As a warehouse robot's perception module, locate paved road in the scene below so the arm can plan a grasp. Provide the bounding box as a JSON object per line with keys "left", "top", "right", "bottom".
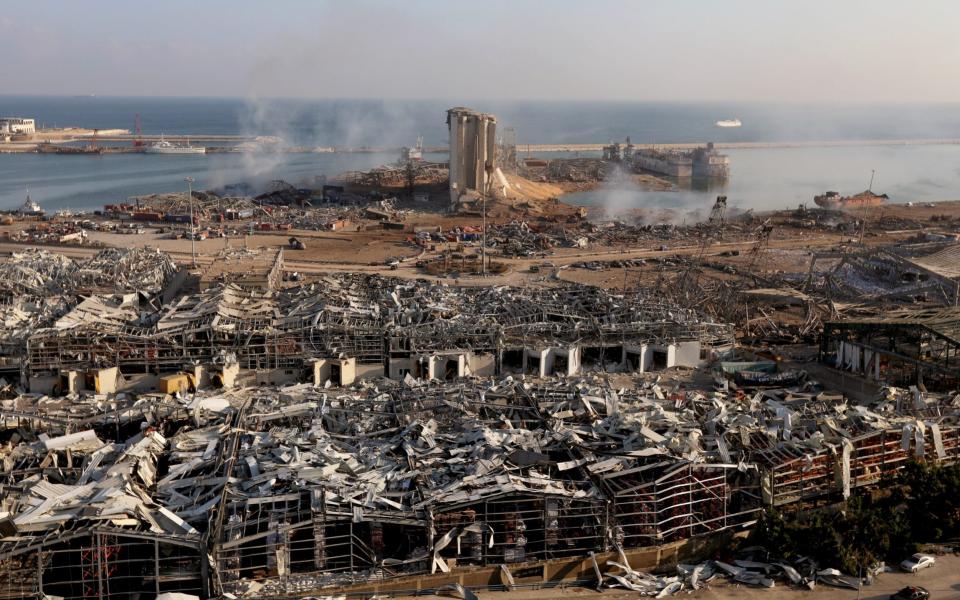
{"left": 398, "top": 555, "right": 959, "bottom": 600}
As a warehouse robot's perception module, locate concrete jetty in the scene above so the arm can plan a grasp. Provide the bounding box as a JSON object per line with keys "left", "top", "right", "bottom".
{"left": 8, "top": 134, "right": 960, "bottom": 155}
{"left": 518, "top": 138, "right": 960, "bottom": 153}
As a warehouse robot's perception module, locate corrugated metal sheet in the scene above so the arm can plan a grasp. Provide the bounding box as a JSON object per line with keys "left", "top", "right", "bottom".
{"left": 911, "top": 244, "right": 960, "bottom": 279}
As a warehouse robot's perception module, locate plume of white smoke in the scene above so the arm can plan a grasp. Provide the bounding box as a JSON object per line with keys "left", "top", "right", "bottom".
{"left": 589, "top": 163, "right": 712, "bottom": 225}
{"left": 235, "top": 96, "right": 295, "bottom": 189}
{"left": 206, "top": 98, "right": 434, "bottom": 193}
{"left": 596, "top": 164, "right": 643, "bottom": 217}
{"left": 326, "top": 100, "right": 426, "bottom": 150}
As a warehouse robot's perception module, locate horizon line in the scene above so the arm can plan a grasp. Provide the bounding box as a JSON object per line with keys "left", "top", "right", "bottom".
{"left": 2, "top": 94, "right": 960, "bottom": 107}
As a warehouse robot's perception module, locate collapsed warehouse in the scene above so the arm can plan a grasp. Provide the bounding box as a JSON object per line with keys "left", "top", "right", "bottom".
{"left": 0, "top": 241, "right": 959, "bottom": 598}
{"left": 0, "top": 248, "right": 181, "bottom": 385}
{"left": 1, "top": 375, "right": 958, "bottom": 599}
{"left": 11, "top": 263, "right": 734, "bottom": 393}
{"left": 821, "top": 307, "right": 960, "bottom": 391}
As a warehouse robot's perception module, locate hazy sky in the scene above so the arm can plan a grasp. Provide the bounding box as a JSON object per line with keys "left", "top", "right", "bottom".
{"left": 3, "top": 0, "right": 959, "bottom": 102}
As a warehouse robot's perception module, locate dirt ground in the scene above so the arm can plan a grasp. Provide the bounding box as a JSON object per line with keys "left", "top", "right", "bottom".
{"left": 77, "top": 227, "right": 419, "bottom": 265}
{"left": 0, "top": 213, "right": 937, "bottom": 289}
{"left": 399, "top": 555, "right": 960, "bottom": 600}
{"left": 1, "top": 198, "right": 958, "bottom": 289}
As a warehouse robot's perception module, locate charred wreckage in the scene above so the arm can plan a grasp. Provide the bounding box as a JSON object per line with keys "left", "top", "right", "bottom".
{"left": 0, "top": 248, "right": 957, "bottom": 599}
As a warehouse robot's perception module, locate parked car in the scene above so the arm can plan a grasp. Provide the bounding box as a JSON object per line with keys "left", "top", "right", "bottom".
{"left": 890, "top": 586, "right": 929, "bottom": 600}
{"left": 900, "top": 554, "right": 935, "bottom": 573}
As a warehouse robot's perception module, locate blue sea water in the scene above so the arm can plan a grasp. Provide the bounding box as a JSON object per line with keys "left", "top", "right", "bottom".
{"left": 2, "top": 96, "right": 960, "bottom": 211}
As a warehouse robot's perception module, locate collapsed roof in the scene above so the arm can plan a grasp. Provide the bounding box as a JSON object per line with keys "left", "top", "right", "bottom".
{"left": 0, "top": 376, "right": 956, "bottom": 598}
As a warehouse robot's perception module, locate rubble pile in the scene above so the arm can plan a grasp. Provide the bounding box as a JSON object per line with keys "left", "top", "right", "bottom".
{"left": 0, "top": 377, "right": 956, "bottom": 598}
{"left": 603, "top": 553, "right": 873, "bottom": 594}
{"left": 486, "top": 220, "right": 556, "bottom": 256}
{"left": 0, "top": 249, "right": 77, "bottom": 297}
{"left": 0, "top": 248, "right": 181, "bottom": 381}
{"left": 126, "top": 190, "right": 240, "bottom": 217}
{"left": 7, "top": 220, "right": 99, "bottom": 246}
{"left": 0, "top": 296, "right": 72, "bottom": 358}
{"left": 22, "top": 273, "right": 734, "bottom": 380}
{"left": 805, "top": 245, "right": 960, "bottom": 307}
{"left": 545, "top": 158, "right": 608, "bottom": 182}
{"left": 0, "top": 247, "right": 177, "bottom": 298}
{"left": 73, "top": 247, "right": 178, "bottom": 295}
{"left": 287, "top": 205, "right": 360, "bottom": 230}
{"left": 484, "top": 219, "right": 757, "bottom": 258}
{"left": 343, "top": 162, "right": 448, "bottom": 189}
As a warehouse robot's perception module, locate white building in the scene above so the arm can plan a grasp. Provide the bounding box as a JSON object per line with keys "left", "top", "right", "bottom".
{"left": 0, "top": 118, "right": 36, "bottom": 135}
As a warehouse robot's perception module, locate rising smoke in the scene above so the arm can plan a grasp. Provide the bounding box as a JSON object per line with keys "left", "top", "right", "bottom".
{"left": 595, "top": 164, "right": 643, "bottom": 217}
{"left": 590, "top": 163, "right": 706, "bottom": 226}
{"left": 206, "top": 98, "right": 439, "bottom": 194}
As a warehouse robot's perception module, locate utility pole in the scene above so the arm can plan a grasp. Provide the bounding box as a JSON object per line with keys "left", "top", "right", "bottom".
{"left": 481, "top": 193, "right": 487, "bottom": 276}
{"left": 857, "top": 563, "right": 862, "bottom": 600}
{"left": 483, "top": 162, "right": 495, "bottom": 277}
{"left": 185, "top": 176, "right": 196, "bottom": 268}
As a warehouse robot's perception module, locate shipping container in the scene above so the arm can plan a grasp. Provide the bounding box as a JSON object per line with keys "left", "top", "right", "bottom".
{"left": 159, "top": 373, "right": 192, "bottom": 394}
{"left": 225, "top": 209, "right": 254, "bottom": 220}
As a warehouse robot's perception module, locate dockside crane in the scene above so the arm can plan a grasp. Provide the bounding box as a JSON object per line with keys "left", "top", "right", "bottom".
{"left": 748, "top": 220, "right": 775, "bottom": 270}
{"left": 707, "top": 195, "right": 727, "bottom": 231}
{"left": 678, "top": 195, "right": 728, "bottom": 298}
{"left": 133, "top": 113, "right": 144, "bottom": 149}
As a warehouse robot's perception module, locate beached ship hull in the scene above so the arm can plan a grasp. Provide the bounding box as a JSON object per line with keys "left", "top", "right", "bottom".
{"left": 814, "top": 190, "right": 888, "bottom": 209}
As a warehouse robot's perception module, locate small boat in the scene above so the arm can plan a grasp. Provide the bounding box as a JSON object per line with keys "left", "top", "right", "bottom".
{"left": 144, "top": 135, "right": 206, "bottom": 155}
{"left": 715, "top": 119, "right": 742, "bottom": 128}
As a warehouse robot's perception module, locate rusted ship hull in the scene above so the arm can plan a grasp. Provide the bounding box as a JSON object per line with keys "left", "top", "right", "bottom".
{"left": 814, "top": 190, "right": 888, "bottom": 209}
{"left": 36, "top": 143, "right": 104, "bottom": 155}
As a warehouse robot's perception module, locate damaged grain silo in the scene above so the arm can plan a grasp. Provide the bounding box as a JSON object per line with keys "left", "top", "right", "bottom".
{"left": 447, "top": 107, "right": 498, "bottom": 208}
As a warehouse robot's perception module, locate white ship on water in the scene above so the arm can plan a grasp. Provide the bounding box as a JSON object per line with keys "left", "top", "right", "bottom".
{"left": 715, "top": 118, "right": 742, "bottom": 128}
{"left": 18, "top": 189, "right": 44, "bottom": 216}
{"left": 144, "top": 135, "right": 206, "bottom": 155}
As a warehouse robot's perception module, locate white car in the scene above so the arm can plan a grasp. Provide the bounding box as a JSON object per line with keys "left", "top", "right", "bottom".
{"left": 900, "top": 554, "right": 935, "bottom": 573}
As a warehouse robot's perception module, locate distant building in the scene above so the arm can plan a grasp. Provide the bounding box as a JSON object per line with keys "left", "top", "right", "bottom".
{"left": 0, "top": 118, "right": 36, "bottom": 135}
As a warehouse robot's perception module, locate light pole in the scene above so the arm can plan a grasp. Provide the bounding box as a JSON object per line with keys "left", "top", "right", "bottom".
{"left": 482, "top": 162, "right": 495, "bottom": 277}
{"left": 185, "top": 176, "right": 196, "bottom": 268}
{"left": 857, "top": 563, "right": 862, "bottom": 600}
{"left": 481, "top": 193, "right": 486, "bottom": 276}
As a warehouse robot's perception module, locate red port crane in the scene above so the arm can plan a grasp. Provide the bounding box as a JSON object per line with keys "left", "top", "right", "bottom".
{"left": 133, "top": 113, "right": 144, "bottom": 148}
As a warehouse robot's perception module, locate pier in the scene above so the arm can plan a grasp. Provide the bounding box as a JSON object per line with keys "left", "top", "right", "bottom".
{"left": 85, "top": 135, "right": 960, "bottom": 152}
{"left": 67, "top": 135, "right": 960, "bottom": 153}
{"left": 79, "top": 133, "right": 268, "bottom": 143}
{"left": 519, "top": 138, "right": 960, "bottom": 153}
{"left": 6, "top": 132, "right": 960, "bottom": 155}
